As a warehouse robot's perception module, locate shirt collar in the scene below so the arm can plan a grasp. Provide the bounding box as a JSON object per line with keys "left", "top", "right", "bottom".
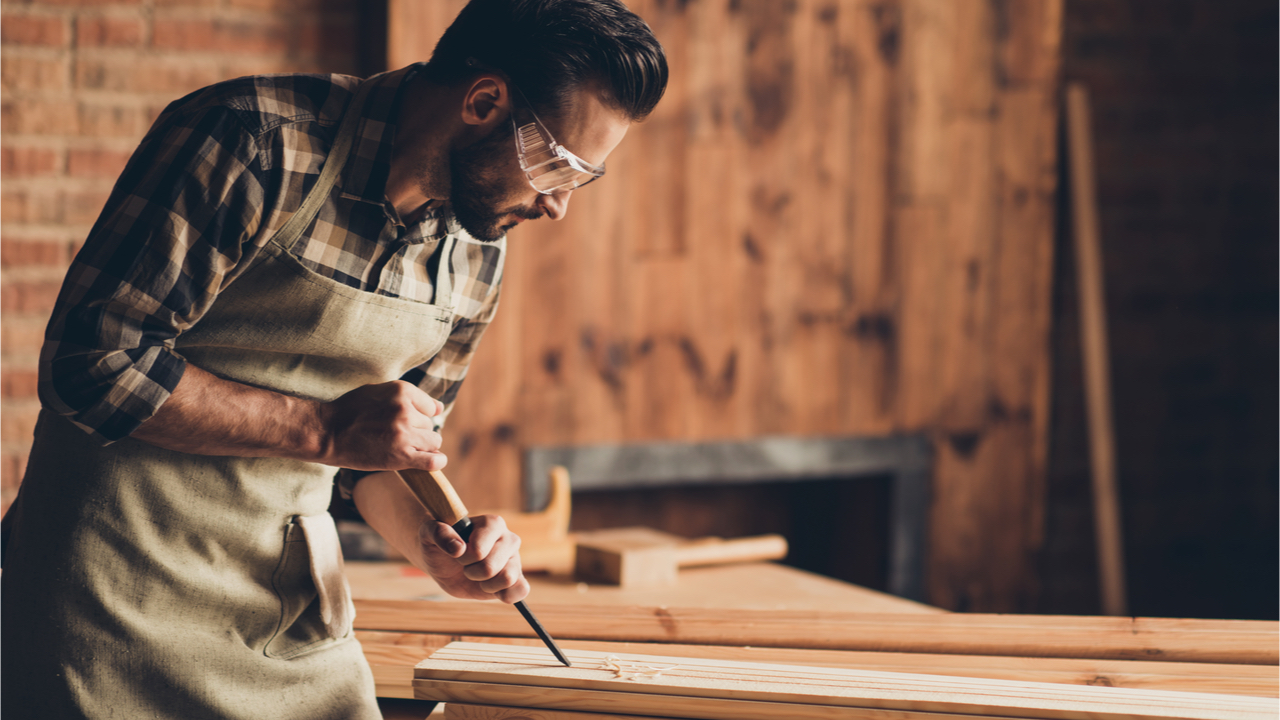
{"left": 337, "top": 63, "right": 423, "bottom": 208}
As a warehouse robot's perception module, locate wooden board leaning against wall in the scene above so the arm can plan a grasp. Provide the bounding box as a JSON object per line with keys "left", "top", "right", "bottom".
{"left": 388, "top": 0, "right": 1063, "bottom": 612}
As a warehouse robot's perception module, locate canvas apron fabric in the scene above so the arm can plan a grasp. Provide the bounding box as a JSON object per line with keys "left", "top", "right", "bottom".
{"left": 1, "top": 79, "right": 457, "bottom": 719}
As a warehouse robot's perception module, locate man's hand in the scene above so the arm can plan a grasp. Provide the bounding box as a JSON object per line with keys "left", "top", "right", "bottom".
{"left": 415, "top": 514, "right": 530, "bottom": 603}
{"left": 350, "top": 472, "right": 531, "bottom": 605}
{"left": 318, "top": 380, "right": 448, "bottom": 472}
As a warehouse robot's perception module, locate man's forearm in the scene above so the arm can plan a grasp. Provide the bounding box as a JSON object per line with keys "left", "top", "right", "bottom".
{"left": 351, "top": 470, "right": 431, "bottom": 558}
{"left": 132, "top": 364, "right": 327, "bottom": 460}
{"left": 130, "top": 364, "right": 448, "bottom": 472}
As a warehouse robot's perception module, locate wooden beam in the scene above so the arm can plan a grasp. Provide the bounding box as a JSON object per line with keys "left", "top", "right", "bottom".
{"left": 424, "top": 680, "right": 880, "bottom": 720}
{"left": 573, "top": 527, "right": 789, "bottom": 587}
{"left": 353, "top": 602, "right": 1280, "bottom": 664}
{"left": 358, "top": 631, "right": 1280, "bottom": 699}
{"left": 445, "top": 704, "right": 650, "bottom": 720}
{"left": 413, "top": 642, "right": 1277, "bottom": 720}
{"left": 1066, "top": 81, "right": 1128, "bottom": 617}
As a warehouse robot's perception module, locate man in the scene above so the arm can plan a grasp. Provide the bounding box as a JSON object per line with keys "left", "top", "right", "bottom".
{"left": 1, "top": 0, "right": 667, "bottom": 717}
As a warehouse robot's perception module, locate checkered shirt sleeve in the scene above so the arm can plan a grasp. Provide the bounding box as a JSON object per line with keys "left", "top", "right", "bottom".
{"left": 39, "top": 71, "right": 506, "bottom": 455}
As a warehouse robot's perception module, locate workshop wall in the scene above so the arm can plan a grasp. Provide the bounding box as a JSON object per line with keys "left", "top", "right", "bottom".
{"left": 0, "top": 0, "right": 368, "bottom": 511}
{"left": 1041, "top": 0, "right": 1278, "bottom": 620}
{"left": 390, "top": 0, "right": 1065, "bottom": 613}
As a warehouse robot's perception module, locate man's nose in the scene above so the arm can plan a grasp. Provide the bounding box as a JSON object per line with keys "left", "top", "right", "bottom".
{"left": 536, "top": 190, "right": 572, "bottom": 221}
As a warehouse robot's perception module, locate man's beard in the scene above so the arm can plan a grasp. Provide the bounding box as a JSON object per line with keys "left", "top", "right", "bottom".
{"left": 446, "top": 123, "right": 542, "bottom": 242}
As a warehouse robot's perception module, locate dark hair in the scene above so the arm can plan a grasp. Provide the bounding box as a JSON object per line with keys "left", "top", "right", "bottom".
{"left": 423, "top": 0, "right": 668, "bottom": 122}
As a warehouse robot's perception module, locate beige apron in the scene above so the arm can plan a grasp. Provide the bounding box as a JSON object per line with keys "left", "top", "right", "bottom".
{"left": 2, "top": 79, "right": 456, "bottom": 719}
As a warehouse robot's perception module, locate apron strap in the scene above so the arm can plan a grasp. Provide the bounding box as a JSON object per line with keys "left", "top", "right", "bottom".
{"left": 266, "top": 76, "right": 457, "bottom": 315}
{"left": 272, "top": 79, "right": 375, "bottom": 252}
{"left": 433, "top": 234, "right": 456, "bottom": 311}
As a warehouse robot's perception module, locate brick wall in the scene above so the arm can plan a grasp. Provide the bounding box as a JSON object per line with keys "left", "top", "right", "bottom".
{"left": 1042, "top": 0, "right": 1278, "bottom": 619}
{"left": 1, "top": 0, "right": 368, "bottom": 513}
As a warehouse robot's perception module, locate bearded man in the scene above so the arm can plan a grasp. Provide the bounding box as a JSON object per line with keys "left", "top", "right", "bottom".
{"left": 1, "top": 1, "right": 667, "bottom": 717}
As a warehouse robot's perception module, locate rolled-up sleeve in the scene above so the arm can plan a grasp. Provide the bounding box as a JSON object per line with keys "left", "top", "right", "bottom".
{"left": 38, "top": 104, "right": 268, "bottom": 444}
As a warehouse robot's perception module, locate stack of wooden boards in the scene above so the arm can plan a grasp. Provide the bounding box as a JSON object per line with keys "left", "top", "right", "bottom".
{"left": 354, "top": 600, "right": 1279, "bottom": 719}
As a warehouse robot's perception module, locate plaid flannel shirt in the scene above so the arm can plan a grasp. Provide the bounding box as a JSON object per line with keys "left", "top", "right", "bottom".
{"left": 38, "top": 66, "right": 505, "bottom": 500}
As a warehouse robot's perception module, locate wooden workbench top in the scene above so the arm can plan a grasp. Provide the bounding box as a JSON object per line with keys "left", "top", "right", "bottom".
{"left": 345, "top": 560, "right": 944, "bottom": 614}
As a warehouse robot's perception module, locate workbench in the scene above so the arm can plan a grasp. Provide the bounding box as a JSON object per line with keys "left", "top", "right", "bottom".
{"left": 347, "top": 559, "right": 941, "bottom": 718}
{"left": 346, "top": 560, "right": 1278, "bottom": 720}
{"left": 346, "top": 560, "right": 942, "bottom": 614}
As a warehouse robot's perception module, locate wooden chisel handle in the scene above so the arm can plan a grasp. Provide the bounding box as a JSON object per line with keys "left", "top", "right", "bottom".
{"left": 396, "top": 468, "right": 469, "bottom": 526}
{"left": 675, "top": 534, "right": 789, "bottom": 568}
{"left": 394, "top": 467, "right": 574, "bottom": 666}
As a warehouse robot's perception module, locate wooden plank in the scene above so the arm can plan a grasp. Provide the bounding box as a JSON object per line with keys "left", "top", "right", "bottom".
{"left": 445, "top": 703, "right": 656, "bottom": 720}
{"left": 423, "top": 678, "right": 1036, "bottom": 720}
{"left": 1066, "top": 81, "right": 1127, "bottom": 617}
{"left": 358, "top": 631, "right": 1280, "bottom": 698}
{"left": 413, "top": 642, "right": 1277, "bottom": 720}
{"left": 353, "top": 602, "right": 1280, "bottom": 665}
{"left": 572, "top": 527, "right": 789, "bottom": 587}
{"left": 348, "top": 561, "right": 944, "bottom": 614}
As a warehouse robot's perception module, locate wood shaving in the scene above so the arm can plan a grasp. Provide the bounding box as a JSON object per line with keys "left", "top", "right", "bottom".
{"left": 601, "top": 654, "right": 681, "bottom": 682}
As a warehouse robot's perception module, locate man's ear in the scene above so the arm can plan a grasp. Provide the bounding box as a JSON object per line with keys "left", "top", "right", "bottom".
{"left": 461, "top": 75, "right": 510, "bottom": 128}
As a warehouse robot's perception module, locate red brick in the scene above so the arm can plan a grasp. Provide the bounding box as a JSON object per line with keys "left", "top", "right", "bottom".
{"left": 1, "top": 13, "right": 69, "bottom": 46}
{"left": 153, "top": 17, "right": 289, "bottom": 55}
{"left": 293, "top": 18, "right": 357, "bottom": 58}
{"left": 2, "top": 451, "right": 30, "bottom": 511}
{"left": 74, "top": 57, "right": 221, "bottom": 94}
{"left": 1, "top": 319, "right": 49, "bottom": 360}
{"left": 0, "top": 403, "right": 40, "bottom": 444}
{"left": 76, "top": 15, "right": 144, "bottom": 47}
{"left": 1, "top": 190, "right": 31, "bottom": 224}
{"left": 221, "top": 58, "right": 312, "bottom": 80}
{"left": 0, "top": 239, "right": 71, "bottom": 268}
{"left": 66, "top": 147, "right": 130, "bottom": 178}
{"left": 30, "top": 0, "right": 141, "bottom": 6}
{"left": 77, "top": 101, "right": 149, "bottom": 138}
{"left": 5, "top": 188, "right": 65, "bottom": 225}
{"left": 1, "top": 56, "right": 69, "bottom": 92}
{"left": 62, "top": 189, "right": 112, "bottom": 225}
{"left": 2, "top": 99, "right": 80, "bottom": 135}
{"left": 0, "top": 146, "right": 60, "bottom": 176}
{"left": 227, "top": 0, "right": 342, "bottom": 11}
{"left": 1, "top": 369, "right": 39, "bottom": 399}
{"left": 0, "top": 280, "right": 63, "bottom": 314}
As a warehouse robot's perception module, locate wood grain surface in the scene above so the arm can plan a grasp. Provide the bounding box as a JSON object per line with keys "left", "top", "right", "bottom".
{"left": 445, "top": 705, "right": 658, "bottom": 720}
{"left": 385, "top": 0, "right": 1066, "bottom": 613}
{"left": 353, "top": 601, "right": 1280, "bottom": 664}
{"left": 358, "top": 631, "right": 1279, "bottom": 699}
{"left": 412, "top": 642, "right": 1277, "bottom": 720}
{"left": 347, "top": 560, "right": 943, "bottom": 613}
{"left": 1065, "top": 81, "right": 1128, "bottom": 618}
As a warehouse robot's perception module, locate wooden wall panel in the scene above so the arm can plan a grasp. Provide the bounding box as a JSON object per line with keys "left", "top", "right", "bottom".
{"left": 387, "top": 0, "right": 1063, "bottom": 612}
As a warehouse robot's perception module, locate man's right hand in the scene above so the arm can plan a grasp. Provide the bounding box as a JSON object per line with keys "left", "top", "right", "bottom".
{"left": 318, "top": 380, "right": 448, "bottom": 472}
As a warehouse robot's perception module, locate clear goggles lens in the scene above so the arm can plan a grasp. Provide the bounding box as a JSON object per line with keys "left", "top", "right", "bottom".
{"left": 514, "top": 115, "right": 604, "bottom": 194}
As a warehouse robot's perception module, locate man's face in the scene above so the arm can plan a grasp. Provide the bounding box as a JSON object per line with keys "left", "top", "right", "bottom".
{"left": 447, "top": 86, "right": 630, "bottom": 242}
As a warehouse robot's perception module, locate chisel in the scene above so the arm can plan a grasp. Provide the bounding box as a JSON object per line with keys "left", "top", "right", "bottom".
{"left": 395, "top": 468, "right": 572, "bottom": 667}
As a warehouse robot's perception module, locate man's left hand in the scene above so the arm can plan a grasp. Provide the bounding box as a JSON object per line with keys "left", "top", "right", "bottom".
{"left": 415, "top": 514, "right": 530, "bottom": 603}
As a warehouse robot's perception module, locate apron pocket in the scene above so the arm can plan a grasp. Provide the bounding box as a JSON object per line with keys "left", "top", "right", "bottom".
{"left": 264, "top": 513, "right": 354, "bottom": 659}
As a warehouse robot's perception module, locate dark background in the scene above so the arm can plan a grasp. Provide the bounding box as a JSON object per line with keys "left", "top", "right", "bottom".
{"left": 1040, "top": 0, "right": 1278, "bottom": 619}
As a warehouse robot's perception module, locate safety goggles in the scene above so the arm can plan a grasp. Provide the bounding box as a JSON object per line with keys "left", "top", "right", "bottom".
{"left": 510, "top": 89, "right": 605, "bottom": 194}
